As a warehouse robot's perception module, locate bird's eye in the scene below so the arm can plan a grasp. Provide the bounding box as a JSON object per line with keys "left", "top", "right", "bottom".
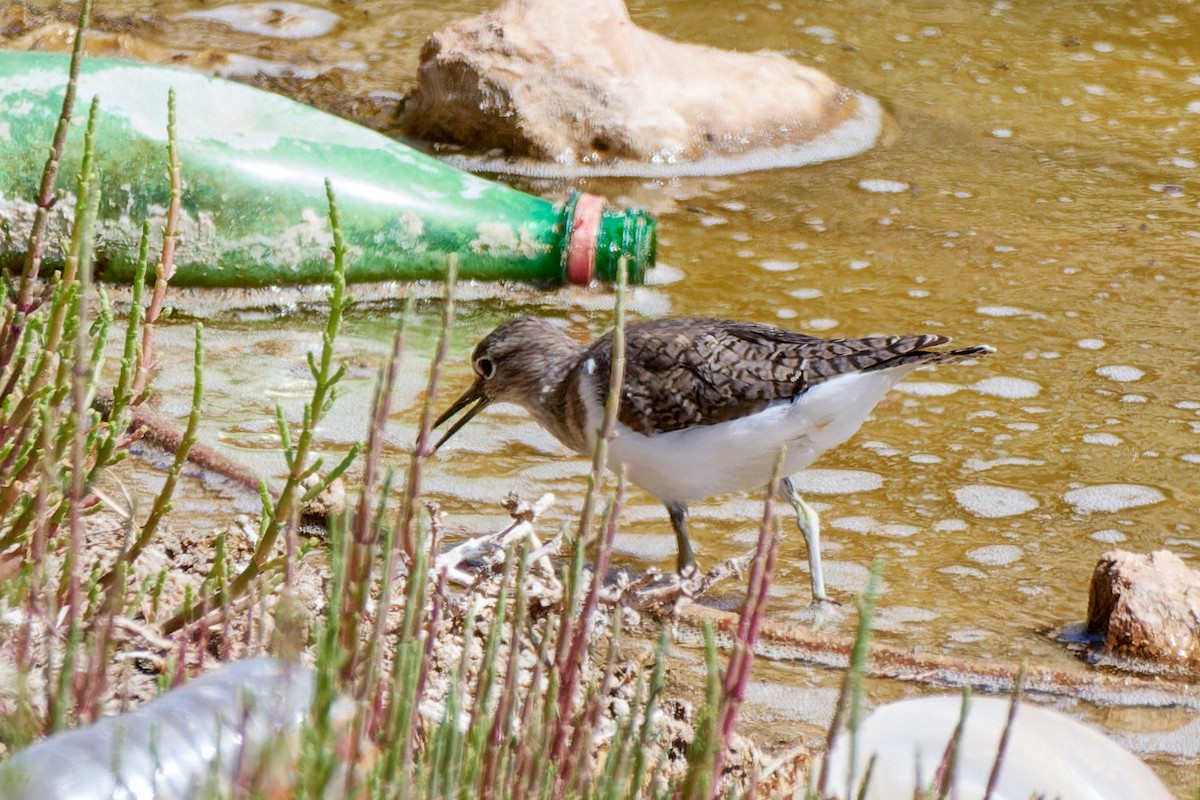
{"left": 474, "top": 356, "right": 495, "bottom": 379}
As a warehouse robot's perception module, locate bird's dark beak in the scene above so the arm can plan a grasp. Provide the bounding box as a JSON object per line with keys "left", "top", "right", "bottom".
{"left": 433, "top": 380, "right": 490, "bottom": 451}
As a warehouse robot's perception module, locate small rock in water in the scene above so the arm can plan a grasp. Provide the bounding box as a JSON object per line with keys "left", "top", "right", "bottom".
{"left": 1087, "top": 549, "right": 1200, "bottom": 671}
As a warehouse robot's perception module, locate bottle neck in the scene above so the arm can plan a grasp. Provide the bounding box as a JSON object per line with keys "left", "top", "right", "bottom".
{"left": 560, "top": 192, "right": 657, "bottom": 285}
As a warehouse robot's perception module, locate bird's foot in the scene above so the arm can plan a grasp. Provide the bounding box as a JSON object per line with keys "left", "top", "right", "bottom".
{"left": 796, "top": 595, "right": 845, "bottom": 627}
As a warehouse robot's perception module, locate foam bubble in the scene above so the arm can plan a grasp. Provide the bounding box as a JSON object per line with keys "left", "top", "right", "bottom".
{"left": 1083, "top": 432, "right": 1123, "bottom": 446}
{"left": 880, "top": 523, "right": 921, "bottom": 538}
{"left": 1090, "top": 529, "right": 1127, "bottom": 543}
{"left": 830, "top": 516, "right": 918, "bottom": 537}
{"left": 970, "top": 377, "right": 1042, "bottom": 399}
{"left": 791, "top": 469, "right": 883, "bottom": 495}
{"left": 894, "top": 381, "right": 961, "bottom": 397}
{"left": 177, "top": 2, "right": 341, "bottom": 39}
{"left": 760, "top": 259, "right": 799, "bottom": 272}
{"left": 966, "top": 544, "right": 1022, "bottom": 565}
{"left": 953, "top": 485, "right": 1040, "bottom": 517}
{"left": 975, "top": 305, "right": 1039, "bottom": 317}
{"left": 829, "top": 515, "right": 876, "bottom": 533}
{"left": 613, "top": 532, "right": 677, "bottom": 560}
{"left": 964, "top": 456, "right": 1045, "bottom": 472}
{"left": 934, "top": 519, "right": 968, "bottom": 532}
{"left": 1096, "top": 365, "right": 1145, "bottom": 382}
{"left": 1064, "top": 484, "right": 1165, "bottom": 513}
{"left": 857, "top": 179, "right": 911, "bottom": 193}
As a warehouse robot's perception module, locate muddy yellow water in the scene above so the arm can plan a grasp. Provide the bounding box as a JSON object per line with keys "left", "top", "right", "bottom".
{"left": 23, "top": 0, "right": 1199, "bottom": 792}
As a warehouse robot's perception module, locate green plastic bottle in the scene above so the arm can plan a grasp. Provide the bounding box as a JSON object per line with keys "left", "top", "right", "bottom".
{"left": 0, "top": 52, "right": 656, "bottom": 288}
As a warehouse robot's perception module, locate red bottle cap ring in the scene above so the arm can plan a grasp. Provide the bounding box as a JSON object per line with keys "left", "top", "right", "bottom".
{"left": 566, "top": 193, "right": 607, "bottom": 286}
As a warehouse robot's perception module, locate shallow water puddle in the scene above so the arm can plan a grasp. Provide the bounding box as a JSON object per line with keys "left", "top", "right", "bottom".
{"left": 44, "top": 0, "right": 1200, "bottom": 792}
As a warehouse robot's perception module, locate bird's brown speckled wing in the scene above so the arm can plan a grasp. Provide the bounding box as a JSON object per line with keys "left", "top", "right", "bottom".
{"left": 583, "top": 318, "right": 986, "bottom": 435}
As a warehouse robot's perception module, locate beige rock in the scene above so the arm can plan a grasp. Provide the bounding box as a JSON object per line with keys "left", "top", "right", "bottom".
{"left": 1086, "top": 549, "right": 1200, "bottom": 670}
{"left": 397, "top": 0, "right": 881, "bottom": 175}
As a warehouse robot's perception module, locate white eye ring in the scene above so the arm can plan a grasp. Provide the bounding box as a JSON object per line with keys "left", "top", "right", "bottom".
{"left": 474, "top": 356, "right": 496, "bottom": 379}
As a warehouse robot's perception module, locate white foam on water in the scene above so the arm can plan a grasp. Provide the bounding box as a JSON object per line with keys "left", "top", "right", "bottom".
{"left": 423, "top": 474, "right": 534, "bottom": 504}
{"left": 176, "top": 1, "right": 342, "bottom": 39}
{"left": 909, "top": 453, "right": 943, "bottom": 464}
{"left": 1183, "top": 454, "right": 1200, "bottom": 464}
{"left": 742, "top": 684, "right": 839, "bottom": 725}
{"left": 966, "top": 544, "right": 1023, "bottom": 565}
{"left": 970, "top": 377, "right": 1042, "bottom": 398}
{"left": 975, "top": 305, "right": 1041, "bottom": 318}
{"left": 830, "top": 516, "right": 919, "bottom": 537}
{"left": 1083, "top": 432, "right": 1123, "bottom": 446}
{"left": 1076, "top": 338, "right": 1106, "bottom": 350}
{"left": 858, "top": 178, "right": 911, "bottom": 193}
{"left": 880, "top": 523, "right": 921, "bottom": 538}
{"left": 934, "top": 519, "right": 968, "bottom": 532}
{"left": 1064, "top": 484, "right": 1166, "bottom": 513}
{"left": 964, "top": 456, "right": 1045, "bottom": 472}
{"left": 1090, "top": 529, "right": 1127, "bottom": 543}
{"left": 523, "top": 460, "right": 590, "bottom": 481}
{"left": 872, "top": 605, "right": 940, "bottom": 632}
{"left": 791, "top": 468, "right": 883, "bottom": 495}
{"left": 760, "top": 259, "right": 799, "bottom": 272}
{"left": 859, "top": 440, "right": 902, "bottom": 457}
{"left": 787, "top": 288, "right": 824, "bottom": 300}
{"left": 953, "top": 484, "right": 1040, "bottom": 517}
{"left": 613, "top": 532, "right": 677, "bottom": 561}
{"left": 946, "top": 626, "right": 990, "bottom": 642}
{"left": 830, "top": 515, "right": 877, "bottom": 534}
{"left": 1096, "top": 365, "right": 1145, "bottom": 382}
{"left": 894, "top": 381, "right": 961, "bottom": 397}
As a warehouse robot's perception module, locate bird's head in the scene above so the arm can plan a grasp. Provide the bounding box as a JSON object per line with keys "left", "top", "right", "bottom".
{"left": 433, "top": 317, "right": 578, "bottom": 450}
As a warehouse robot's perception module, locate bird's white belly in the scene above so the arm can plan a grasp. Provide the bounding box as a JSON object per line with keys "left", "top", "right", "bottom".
{"left": 601, "top": 369, "right": 913, "bottom": 504}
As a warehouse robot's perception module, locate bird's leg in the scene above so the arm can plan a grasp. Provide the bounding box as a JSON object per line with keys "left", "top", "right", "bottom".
{"left": 666, "top": 502, "right": 699, "bottom": 578}
{"left": 781, "top": 477, "right": 831, "bottom": 604}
